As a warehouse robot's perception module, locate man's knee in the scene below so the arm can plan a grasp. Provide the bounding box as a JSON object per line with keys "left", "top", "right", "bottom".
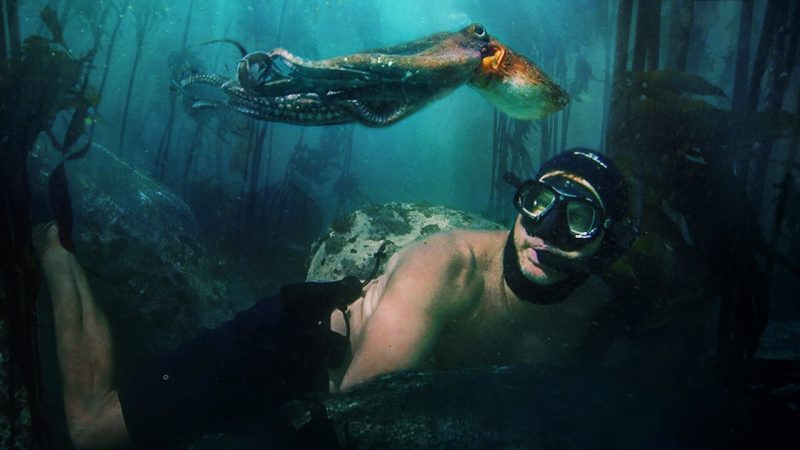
{"left": 65, "top": 391, "right": 131, "bottom": 450}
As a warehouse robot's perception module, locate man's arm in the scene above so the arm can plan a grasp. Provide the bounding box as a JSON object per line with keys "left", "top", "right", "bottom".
{"left": 35, "top": 223, "right": 132, "bottom": 449}
{"left": 336, "top": 233, "right": 482, "bottom": 392}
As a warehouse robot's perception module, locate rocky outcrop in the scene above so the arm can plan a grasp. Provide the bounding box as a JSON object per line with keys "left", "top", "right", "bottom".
{"left": 306, "top": 202, "right": 504, "bottom": 281}
{"left": 28, "top": 144, "right": 236, "bottom": 377}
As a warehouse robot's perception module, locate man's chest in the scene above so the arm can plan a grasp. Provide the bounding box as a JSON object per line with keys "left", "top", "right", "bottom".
{"left": 433, "top": 290, "right": 611, "bottom": 368}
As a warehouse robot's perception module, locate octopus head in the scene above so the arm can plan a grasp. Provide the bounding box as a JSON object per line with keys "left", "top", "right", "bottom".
{"left": 469, "top": 36, "right": 570, "bottom": 120}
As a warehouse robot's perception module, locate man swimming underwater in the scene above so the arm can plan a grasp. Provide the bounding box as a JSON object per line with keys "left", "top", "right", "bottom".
{"left": 36, "top": 149, "right": 636, "bottom": 448}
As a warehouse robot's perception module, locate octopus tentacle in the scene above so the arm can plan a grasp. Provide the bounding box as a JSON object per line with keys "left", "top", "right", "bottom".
{"left": 344, "top": 100, "right": 411, "bottom": 127}
{"left": 224, "top": 87, "right": 353, "bottom": 125}
{"left": 179, "top": 73, "right": 229, "bottom": 89}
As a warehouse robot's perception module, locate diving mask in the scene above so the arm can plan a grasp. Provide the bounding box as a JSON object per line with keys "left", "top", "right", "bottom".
{"left": 513, "top": 176, "right": 611, "bottom": 251}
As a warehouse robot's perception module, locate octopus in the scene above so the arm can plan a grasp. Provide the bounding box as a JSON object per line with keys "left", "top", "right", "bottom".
{"left": 179, "top": 24, "right": 570, "bottom": 127}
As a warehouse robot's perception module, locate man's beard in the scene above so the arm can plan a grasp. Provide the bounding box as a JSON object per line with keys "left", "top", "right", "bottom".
{"left": 502, "top": 230, "right": 588, "bottom": 305}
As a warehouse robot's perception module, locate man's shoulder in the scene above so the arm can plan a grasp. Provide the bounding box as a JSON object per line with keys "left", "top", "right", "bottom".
{"left": 417, "top": 228, "right": 506, "bottom": 250}
{"left": 423, "top": 229, "right": 506, "bottom": 264}
{"left": 407, "top": 230, "right": 495, "bottom": 268}
{"left": 407, "top": 229, "right": 504, "bottom": 295}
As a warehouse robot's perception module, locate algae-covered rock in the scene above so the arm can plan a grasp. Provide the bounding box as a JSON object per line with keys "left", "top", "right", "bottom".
{"left": 29, "top": 144, "right": 235, "bottom": 377}
{"left": 306, "top": 202, "right": 504, "bottom": 281}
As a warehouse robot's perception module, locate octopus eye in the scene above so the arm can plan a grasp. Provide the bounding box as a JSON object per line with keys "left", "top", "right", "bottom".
{"left": 473, "top": 25, "right": 486, "bottom": 38}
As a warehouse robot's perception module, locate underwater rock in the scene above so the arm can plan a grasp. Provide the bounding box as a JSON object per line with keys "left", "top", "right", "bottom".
{"left": 308, "top": 361, "right": 799, "bottom": 449}
{"left": 306, "top": 202, "right": 504, "bottom": 281}
{"left": 315, "top": 365, "right": 722, "bottom": 449}
{"left": 28, "top": 144, "right": 235, "bottom": 377}
{"left": 756, "top": 321, "right": 800, "bottom": 360}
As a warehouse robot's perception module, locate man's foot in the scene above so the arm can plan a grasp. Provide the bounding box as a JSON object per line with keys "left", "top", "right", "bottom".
{"left": 32, "top": 221, "right": 64, "bottom": 258}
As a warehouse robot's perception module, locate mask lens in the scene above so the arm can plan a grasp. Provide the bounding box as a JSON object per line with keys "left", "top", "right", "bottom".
{"left": 522, "top": 185, "right": 556, "bottom": 218}
{"left": 566, "top": 201, "right": 596, "bottom": 235}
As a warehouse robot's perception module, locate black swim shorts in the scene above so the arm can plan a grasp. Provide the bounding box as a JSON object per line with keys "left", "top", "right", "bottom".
{"left": 117, "top": 293, "right": 342, "bottom": 448}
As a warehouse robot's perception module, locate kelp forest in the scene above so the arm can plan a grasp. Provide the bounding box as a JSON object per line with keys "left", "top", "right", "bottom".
{"left": 2, "top": 0, "right": 800, "bottom": 448}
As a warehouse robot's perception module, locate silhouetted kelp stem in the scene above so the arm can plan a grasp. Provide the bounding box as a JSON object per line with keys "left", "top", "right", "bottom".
{"left": 731, "top": 0, "right": 754, "bottom": 112}
{"left": 258, "top": 125, "right": 275, "bottom": 221}
{"left": 487, "top": 109, "right": 500, "bottom": 218}
{"left": 599, "top": 0, "right": 614, "bottom": 149}
{"left": 247, "top": 124, "right": 269, "bottom": 222}
{"left": 154, "top": 0, "right": 194, "bottom": 180}
{"left": 0, "top": 1, "right": 59, "bottom": 445}
{"left": 154, "top": 86, "right": 178, "bottom": 180}
{"left": 486, "top": 111, "right": 535, "bottom": 224}
{"left": 606, "top": 0, "right": 632, "bottom": 151}
{"left": 214, "top": 119, "right": 227, "bottom": 184}
{"left": 211, "top": 21, "right": 234, "bottom": 70}
{"left": 96, "top": 0, "right": 130, "bottom": 110}
{"left": 746, "top": 0, "right": 781, "bottom": 113}
{"left": 241, "top": 122, "right": 268, "bottom": 223}
{"left": 757, "top": 2, "right": 800, "bottom": 287}
{"left": 57, "top": 0, "right": 73, "bottom": 27}
{"left": 182, "top": 120, "right": 206, "bottom": 190}
{"left": 260, "top": 129, "right": 331, "bottom": 245}
{"left": 343, "top": 126, "right": 354, "bottom": 175}
{"left": 547, "top": 51, "right": 565, "bottom": 158}
{"left": 632, "top": 0, "right": 661, "bottom": 73}
{"left": 237, "top": 121, "right": 256, "bottom": 208}
{"left": 273, "top": 131, "right": 307, "bottom": 237}
{"left": 332, "top": 125, "right": 356, "bottom": 218}
{"left": 770, "top": 172, "right": 794, "bottom": 260}
{"left": 0, "top": 6, "right": 6, "bottom": 64}
{"left": 555, "top": 50, "right": 568, "bottom": 154}
{"left": 559, "top": 58, "right": 572, "bottom": 153}
{"left": 631, "top": 0, "right": 648, "bottom": 73}
{"left": 646, "top": 0, "right": 661, "bottom": 72}
{"left": 277, "top": 0, "right": 290, "bottom": 47}
{"left": 560, "top": 104, "right": 572, "bottom": 154}
{"left": 666, "top": 0, "right": 693, "bottom": 72}
{"left": 487, "top": 110, "right": 509, "bottom": 221}
{"left": 539, "top": 108, "right": 550, "bottom": 161}
{"left": 539, "top": 46, "right": 560, "bottom": 161}
{"left": 117, "top": 4, "right": 164, "bottom": 155}
{"left": 751, "top": 1, "right": 798, "bottom": 207}
{"left": 5, "top": 0, "right": 20, "bottom": 63}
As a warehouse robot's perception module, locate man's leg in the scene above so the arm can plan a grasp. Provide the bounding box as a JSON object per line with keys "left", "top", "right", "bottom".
{"left": 35, "top": 223, "right": 132, "bottom": 449}
{"left": 36, "top": 222, "right": 355, "bottom": 448}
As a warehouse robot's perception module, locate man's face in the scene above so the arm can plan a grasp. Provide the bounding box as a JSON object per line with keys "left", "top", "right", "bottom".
{"left": 512, "top": 173, "right": 605, "bottom": 285}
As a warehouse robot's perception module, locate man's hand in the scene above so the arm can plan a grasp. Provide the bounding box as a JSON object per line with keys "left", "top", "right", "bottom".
{"left": 279, "top": 277, "right": 363, "bottom": 370}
